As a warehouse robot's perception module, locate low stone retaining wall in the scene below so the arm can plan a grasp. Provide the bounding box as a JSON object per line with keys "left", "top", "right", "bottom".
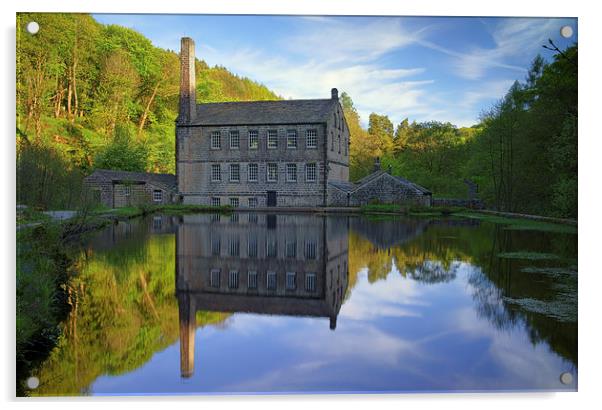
{"left": 432, "top": 198, "right": 484, "bottom": 209}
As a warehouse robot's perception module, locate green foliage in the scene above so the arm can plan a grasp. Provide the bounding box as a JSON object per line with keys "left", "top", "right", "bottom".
{"left": 94, "top": 124, "right": 148, "bottom": 172}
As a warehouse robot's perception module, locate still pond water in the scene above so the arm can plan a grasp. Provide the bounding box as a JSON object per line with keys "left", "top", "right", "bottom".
{"left": 32, "top": 213, "right": 577, "bottom": 395}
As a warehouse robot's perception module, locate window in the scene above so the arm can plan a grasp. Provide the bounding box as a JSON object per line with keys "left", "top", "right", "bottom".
{"left": 248, "top": 236, "right": 258, "bottom": 258}
{"left": 249, "top": 213, "right": 258, "bottom": 224}
{"left": 153, "top": 190, "right": 162, "bottom": 202}
{"left": 248, "top": 197, "right": 258, "bottom": 208}
{"left": 248, "top": 130, "right": 259, "bottom": 149}
{"left": 153, "top": 216, "right": 162, "bottom": 230}
{"left": 210, "top": 269, "right": 220, "bottom": 288}
{"left": 210, "top": 213, "right": 221, "bottom": 222}
{"left": 286, "top": 272, "right": 296, "bottom": 290}
{"left": 287, "top": 130, "right": 297, "bottom": 149}
{"left": 229, "top": 235, "right": 240, "bottom": 256}
{"left": 331, "top": 131, "right": 334, "bottom": 151}
{"left": 230, "top": 164, "right": 240, "bottom": 182}
{"left": 306, "top": 129, "right": 317, "bottom": 148}
{"left": 229, "top": 130, "right": 240, "bottom": 149}
{"left": 286, "top": 163, "right": 297, "bottom": 182}
{"left": 228, "top": 270, "right": 239, "bottom": 289}
{"left": 286, "top": 240, "right": 296, "bottom": 258}
{"left": 248, "top": 271, "right": 258, "bottom": 289}
{"left": 248, "top": 163, "right": 258, "bottom": 182}
{"left": 211, "top": 131, "right": 221, "bottom": 149}
{"left": 230, "top": 197, "right": 239, "bottom": 208}
{"left": 124, "top": 185, "right": 131, "bottom": 196}
{"left": 211, "top": 164, "right": 221, "bottom": 182}
{"left": 267, "top": 130, "right": 278, "bottom": 149}
{"left": 306, "top": 163, "right": 317, "bottom": 182}
{"left": 266, "top": 272, "right": 277, "bottom": 290}
{"left": 211, "top": 197, "right": 221, "bottom": 207}
{"left": 305, "top": 240, "right": 317, "bottom": 259}
{"left": 267, "top": 238, "right": 277, "bottom": 257}
{"left": 305, "top": 273, "right": 317, "bottom": 292}
{"left": 338, "top": 134, "right": 341, "bottom": 154}
{"left": 211, "top": 236, "right": 220, "bottom": 255}
{"left": 230, "top": 213, "right": 239, "bottom": 223}
{"left": 267, "top": 163, "right": 278, "bottom": 182}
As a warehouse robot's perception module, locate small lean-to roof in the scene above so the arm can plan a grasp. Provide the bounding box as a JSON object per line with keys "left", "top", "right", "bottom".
{"left": 353, "top": 171, "right": 432, "bottom": 195}
{"left": 328, "top": 180, "right": 356, "bottom": 193}
{"left": 185, "top": 98, "right": 338, "bottom": 126}
{"left": 87, "top": 169, "right": 177, "bottom": 191}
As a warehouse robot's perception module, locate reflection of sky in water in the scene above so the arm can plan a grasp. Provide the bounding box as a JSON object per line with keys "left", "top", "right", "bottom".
{"left": 91, "top": 262, "right": 576, "bottom": 394}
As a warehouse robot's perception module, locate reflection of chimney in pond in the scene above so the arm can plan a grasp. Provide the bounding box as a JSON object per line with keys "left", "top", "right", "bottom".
{"left": 176, "top": 213, "right": 349, "bottom": 378}
{"left": 178, "top": 293, "right": 196, "bottom": 378}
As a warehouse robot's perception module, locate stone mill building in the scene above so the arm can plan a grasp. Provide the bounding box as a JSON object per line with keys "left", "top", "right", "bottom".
{"left": 176, "top": 37, "right": 351, "bottom": 208}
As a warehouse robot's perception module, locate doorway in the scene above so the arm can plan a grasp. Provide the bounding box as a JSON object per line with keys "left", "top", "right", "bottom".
{"left": 267, "top": 191, "right": 277, "bottom": 207}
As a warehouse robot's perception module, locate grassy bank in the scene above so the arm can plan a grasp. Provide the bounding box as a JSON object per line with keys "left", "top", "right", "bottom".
{"left": 16, "top": 222, "right": 75, "bottom": 395}
{"left": 94, "top": 204, "right": 233, "bottom": 219}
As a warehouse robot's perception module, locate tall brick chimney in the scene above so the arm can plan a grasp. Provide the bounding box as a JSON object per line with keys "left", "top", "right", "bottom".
{"left": 179, "top": 37, "right": 196, "bottom": 123}
{"left": 331, "top": 87, "right": 338, "bottom": 100}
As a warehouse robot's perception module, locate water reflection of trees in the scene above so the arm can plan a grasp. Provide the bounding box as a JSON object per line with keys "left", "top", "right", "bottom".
{"left": 348, "top": 217, "right": 577, "bottom": 367}
{"left": 32, "top": 217, "right": 229, "bottom": 396}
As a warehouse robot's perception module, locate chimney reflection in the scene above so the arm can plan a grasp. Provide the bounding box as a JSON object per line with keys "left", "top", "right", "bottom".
{"left": 175, "top": 213, "right": 349, "bottom": 378}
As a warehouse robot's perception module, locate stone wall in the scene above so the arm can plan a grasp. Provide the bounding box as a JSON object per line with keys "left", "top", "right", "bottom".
{"left": 349, "top": 173, "right": 431, "bottom": 207}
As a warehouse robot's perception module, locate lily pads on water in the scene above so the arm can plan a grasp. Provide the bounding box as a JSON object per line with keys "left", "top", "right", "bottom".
{"left": 497, "top": 252, "right": 561, "bottom": 261}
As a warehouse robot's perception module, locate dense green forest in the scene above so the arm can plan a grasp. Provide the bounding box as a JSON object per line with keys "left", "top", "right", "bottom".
{"left": 16, "top": 13, "right": 577, "bottom": 218}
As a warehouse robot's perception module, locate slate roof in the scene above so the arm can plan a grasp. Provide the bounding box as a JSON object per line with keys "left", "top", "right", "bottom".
{"left": 185, "top": 99, "right": 338, "bottom": 126}
{"left": 88, "top": 169, "right": 177, "bottom": 191}
{"left": 332, "top": 171, "right": 431, "bottom": 195}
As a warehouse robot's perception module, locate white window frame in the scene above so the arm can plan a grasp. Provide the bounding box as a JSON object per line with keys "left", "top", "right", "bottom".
{"left": 211, "top": 131, "right": 221, "bottom": 150}
{"left": 211, "top": 164, "right": 221, "bottom": 182}
{"left": 287, "top": 129, "right": 297, "bottom": 149}
{"left": 210, "top": 269, "right": 220, "bottom": 288}
{"left": 229, "top": 164, "right": 240, "bottom": 182}
{"left": 305, "top": 273, "right": 317, "bottom": 292}
{"left": 248, "top": 130, "right": 259, "bottom": 149}
{"left": 211, "top": 197, "right": 221, "bottom": 207}
{"left": 286, "top": 272, "right": 296, "bottom": 290}
{"left": 286, "top": 163, "right": 297, "bottom": 182}
{"left": 228, "top": 270, "right": 239, "bottom": 289}
{"left": 248, "top": 163, "right": 258, "bottom": 182}
{"left": 248, "top": 271, "right": 258, "bottom": 289}
{"left": 266, "top": 271, "right": 277, "bottom": 290}
{"left": 267, "top": 130, "right": 278, "bottom": 149}
{"left": 229, "top": 197, "right": 239, "bottom": 208}
{"left": 306, "top": 163, "right": 317, "bottom": 182}
{"left": 229, "top": 130, "right": 240, "bottom": 150}
{"left": 124, "top": 185, "right": 131, "bottom": 196}
{"left": 248, "top": 197, "right": 258, "bottom": 208}
{"left": 153, "top": 190, "right": 163, "bottom": 202}
{"left": 267, "top": 163, "right": 278, "bottom": 182}
{"left": 306, "top": 129, "right": 317, "bottom": 149}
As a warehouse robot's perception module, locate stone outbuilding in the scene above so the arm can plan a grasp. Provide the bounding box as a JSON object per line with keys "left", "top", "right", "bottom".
{"left": 84, "top": 169, "right": 177, "bottom": 208}
{"left": 327, "top": 158, "right": 432, "bottom": 207}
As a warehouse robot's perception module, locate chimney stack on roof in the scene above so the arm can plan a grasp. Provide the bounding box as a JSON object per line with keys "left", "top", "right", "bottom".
{"left": 331, "top": 88, "right": 339, "bottom": 100}
{"left": 179, "top": 37, "right": 196, "bottom": 124}
{"left": 373, "top": 157, "right": 381, "bottom": 172}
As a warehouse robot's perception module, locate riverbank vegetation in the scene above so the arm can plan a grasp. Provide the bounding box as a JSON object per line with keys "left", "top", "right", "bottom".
{"left": 17, "top": 13, "right": 576, "bottom": 220}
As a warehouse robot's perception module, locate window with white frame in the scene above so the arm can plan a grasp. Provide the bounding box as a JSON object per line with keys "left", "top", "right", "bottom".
{"left": 248, "top": 130, "right": 259, "bottom": 149}
{"left": 153, "top": 190, "right": 162, "bottom": 202}
{"left": 266, "top": 238, "right": 277, "bottom": 257}
{"left": 229, "top": 235, "right": 240, "bottom": 256}
{"left": 248, "top": 235, "right": 258, "bottom": 258}
{"left": 286, "top": 272, "right": 296, "bottom": 290}
{"left": 306, "top": 163, "right": 317, "bottom": 182}
{"left": 230, "top": 164, "right": 240, "bottom": 182}
{"left": 286, "top": 240, "right": 296, "bottom": 258}
{"left": 211, "top": 197, "right": 220, "bottom": 207}
{"left": 228, "top": 270, "right": 239, "bottom": 289}
{"left": 266, "top": 271, "right": 277, "bottom": 290}
{"left": 267, "top": 130, "right": 278, "bottom": 149}
{"left": 211, "top": 236, "right": 220, "bottom": 255}
{"left": 211, "top": 164, "right": 221, "bottom": 182}
{"left": 267, "top": 163, "right": 278, "bottom": 182}
{"left": 248, "top": 271, "right": 258, "bottom": 289}
{"left": 305, "top": 273, "right": 316, "bottom": 292}
{"left": 124, "top": 185, "right": 131, "bottom": 196}
{"left": 229, "top": 197, "right": 239, "bottom": 208}
{"left": 305, "top": 240, "right": 317, "bottom": 259}
{"left": 211, "top": 131, "right": 221, "bottom": 149}
{"left": 229, "top": 130, "right": 240, "bottom": 149}
{"left": 210, "top": 269, "right": 220, "bottom": 288}
{"left": 286, "top": 163, "right": 297, "bottom": 182}
{"left": 248, "top": 197, "right": 258, "bottom": 208}
{"left": 287, "top": 129, "right": 297, "bottom": 149}
{"left": 306, "top": 129, "right": 317, "bottom": 148}
{"left": 248, "top": 163, "right": 258, "bottom": 182}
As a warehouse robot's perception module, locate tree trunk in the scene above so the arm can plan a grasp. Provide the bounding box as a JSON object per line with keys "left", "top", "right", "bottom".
{"left": 138, "top": 84, "right": 159, "bottom": 136}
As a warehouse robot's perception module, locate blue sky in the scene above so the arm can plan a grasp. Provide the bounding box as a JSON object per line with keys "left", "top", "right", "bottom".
{"left": 93, "top": 14, "right": 577, "bottom": 127}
